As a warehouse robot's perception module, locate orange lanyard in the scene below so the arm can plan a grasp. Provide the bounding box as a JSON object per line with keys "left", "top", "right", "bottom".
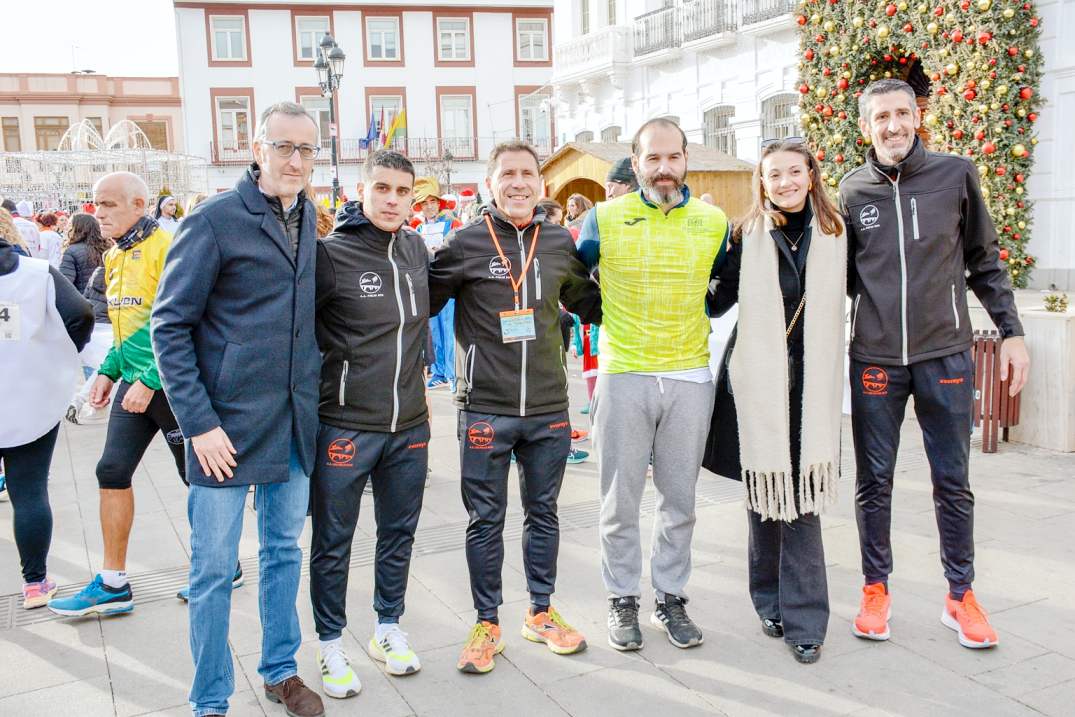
{"left": 484, "top": 214, "right": 540, "bottom": 310}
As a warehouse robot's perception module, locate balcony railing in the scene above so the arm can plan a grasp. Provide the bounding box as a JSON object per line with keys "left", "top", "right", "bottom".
{"left": 741, "top": 0, "right": 796, "bottom": 26}
{"left": 633, "top": 5, "right": 680, "bottom": 56}
{"left": 554, "top": 25, "right": 634, "bottom": 81}
{"left": 209, "top": 136, "right": 556, "bottom": 167}
{"left": 682, "top": 0, "right": 737, "bottom": 41}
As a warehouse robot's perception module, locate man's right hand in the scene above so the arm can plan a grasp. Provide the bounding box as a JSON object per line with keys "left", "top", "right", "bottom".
{"left": 89, "top": 375, "right": 115, "bottom": 409}
{"left": 191, "top": 427, "right": 238, "bottom": 482}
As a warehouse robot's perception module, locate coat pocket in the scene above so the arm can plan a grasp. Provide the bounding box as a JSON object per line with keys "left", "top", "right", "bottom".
{"left": 213, "top": 341, "right": 242, "bottom": 402}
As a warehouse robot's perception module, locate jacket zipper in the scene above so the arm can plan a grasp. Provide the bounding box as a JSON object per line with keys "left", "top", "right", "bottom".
{"left": 405, "top": 273, "right": 417, "bottom": 316}
{"left": 851, "top": 294, "right": 861, "bottom": 341}
{"left": 534, "top": 257, "right": 542, "bottom": 302}
{"left": 517, "top": 225, "right": 528, "bottom": 417}
{"left": 883, "top": 172, "right": 910, "bottom": 365}
{"left": 387, "top": 235, "right": 404, "bottom": 431}
{"left": 464, "top": 343, "right": 476, "bottom": 404}
{"left": 910, "top": 197, "right": 920, "bottom": 241}
{"left": 951, "top": 284, "right": 960, "bottom": 330}
{"left": 338, "top": 360, "right": 349, "bottom": 406}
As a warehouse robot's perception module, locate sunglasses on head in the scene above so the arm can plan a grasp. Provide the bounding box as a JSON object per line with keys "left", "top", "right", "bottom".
{"left": 760, "top": 136, "right": 806, "bottom": 150}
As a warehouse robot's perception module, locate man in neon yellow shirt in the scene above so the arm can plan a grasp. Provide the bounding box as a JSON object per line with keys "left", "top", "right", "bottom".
{"left": 577, "top": 118, "right": 729, "bottom": 651}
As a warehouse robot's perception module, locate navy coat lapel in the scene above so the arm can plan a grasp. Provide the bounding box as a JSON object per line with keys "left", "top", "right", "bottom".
{"left": 295, "top": 199, "right": 317, "bottom": 277}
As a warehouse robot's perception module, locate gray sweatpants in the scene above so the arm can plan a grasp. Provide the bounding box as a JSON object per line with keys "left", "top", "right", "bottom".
{"left": 594, "top": 372, "right": 715, "bottom": 599}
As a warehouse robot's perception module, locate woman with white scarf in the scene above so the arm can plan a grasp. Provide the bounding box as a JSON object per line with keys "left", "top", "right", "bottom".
{"left": 702, "top": 138, "right": 846, "bottom": 664}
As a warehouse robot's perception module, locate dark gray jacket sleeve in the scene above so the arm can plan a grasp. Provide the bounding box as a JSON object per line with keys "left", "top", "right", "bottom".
{"left": 49, "top": 265, "right": 94, "bottom": 351}
{"left": 961, "top": 166, "right": 1024, "bottom": 338}
{"left": 150, "top": 213, "right": 223, "bottom": 438}
{"left": 428, "top": 231, "right": 465, "bottom": 317}
{"left": 559, "top": 245, "right": 602, "bottom": 325}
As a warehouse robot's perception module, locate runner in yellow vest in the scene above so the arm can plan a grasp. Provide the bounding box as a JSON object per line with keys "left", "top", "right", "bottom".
{"left": 577, "top": 118, "right": 730, "bottom": 651}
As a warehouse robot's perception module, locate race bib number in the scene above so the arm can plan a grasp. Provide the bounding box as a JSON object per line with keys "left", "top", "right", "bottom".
{"left": 499, "top": 309, "right": 536, "bottom": 343}
{"left": 0, "top": 302, "right": 20, "bottom": 341}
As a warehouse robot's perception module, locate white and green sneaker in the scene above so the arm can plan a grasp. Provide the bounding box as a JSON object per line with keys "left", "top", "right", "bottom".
{"left": 367, "top": 624, "right": 421, "bottom": 676}
{"left": 316, "top": 640, "right": 361, "bottom": 699}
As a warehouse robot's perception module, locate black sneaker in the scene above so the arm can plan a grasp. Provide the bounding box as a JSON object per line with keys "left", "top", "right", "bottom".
{"left": 607, "top": 596, "right": 643, "bottom": 651}
{"left": 761, "top": 617, "right": 784, "bottom": 638}
{"left": 650, "top": 595, "right": 703, "bottom": 648}
{"left": 789, "top": 643, "right": 822, "bottom": 664}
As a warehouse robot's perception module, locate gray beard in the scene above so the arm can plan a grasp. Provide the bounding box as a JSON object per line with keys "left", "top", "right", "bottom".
{"left": 642, "top": 184, "right": 683, "bottom": 207}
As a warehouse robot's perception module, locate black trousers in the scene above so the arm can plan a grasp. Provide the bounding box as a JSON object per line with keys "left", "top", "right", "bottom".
{"left": 97, "top": 381, "right": 186, "bottom": 489}
{"left": 309, "top": 421, "right": 429, "bottom": 640}
{"left": 1, "top": 424, "right": 60, "bottom": 583}
{"left": 748, "top": 510, "right": 829, "bottom": 645}
{"left": 850, "top": 350, "right": 976, "bottom": 593}
{"left": 458, "top": 409, "right": 571, "bottom": 620}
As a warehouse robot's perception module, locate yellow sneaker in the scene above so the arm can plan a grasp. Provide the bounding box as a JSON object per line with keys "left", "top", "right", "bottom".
{"left": 456, "top": 621, "right": 504, "bottom": 674}
{"left": 522, "top": 606, "right": 588, "bottom": 655}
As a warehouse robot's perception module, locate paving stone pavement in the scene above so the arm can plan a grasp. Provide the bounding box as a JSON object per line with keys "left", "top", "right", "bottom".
{"left": 1, "top": 359, "right": 1073, "bottom": 716}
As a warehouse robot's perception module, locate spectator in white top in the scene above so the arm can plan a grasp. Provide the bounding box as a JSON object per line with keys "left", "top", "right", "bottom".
{"left": 35, "top": 212, "right": 63, "bottom": 268}
{"left": 3, "top": 199, "right": 41, "bottom": 257}
{"left": 153, "top": 195, "right": 181, "bottom": 234}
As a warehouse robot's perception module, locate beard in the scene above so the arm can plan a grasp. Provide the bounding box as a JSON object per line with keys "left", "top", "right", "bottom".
{"left": 640, "top": 170, "right": 686, "bottom": 206}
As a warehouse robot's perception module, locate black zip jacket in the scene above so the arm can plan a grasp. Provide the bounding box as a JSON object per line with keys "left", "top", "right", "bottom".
{"left": 315, "top": 202, "right": 430, "bottom": 433}
{"left": 839, "top": 137, "right": 1023, "bottom": 366}
{"left": 83, "top": 266, "right": 110, "bottom": 324}
{"left": 429, "top": 205, "right": 602, "bottom": 417}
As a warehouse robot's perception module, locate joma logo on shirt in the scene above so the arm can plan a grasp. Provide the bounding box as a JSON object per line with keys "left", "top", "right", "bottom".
{"left": 623, "top": 217, "right": 646, "bottom": 226}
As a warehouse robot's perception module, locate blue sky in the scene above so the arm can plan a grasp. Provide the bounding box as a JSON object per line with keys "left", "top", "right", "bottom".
{"left": 4, "top": 1, "right": 178, "bottom": 76}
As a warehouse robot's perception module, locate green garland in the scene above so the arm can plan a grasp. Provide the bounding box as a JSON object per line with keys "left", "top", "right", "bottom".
{"left": 797, "top": 0, "right": 1043, "bottom": 287}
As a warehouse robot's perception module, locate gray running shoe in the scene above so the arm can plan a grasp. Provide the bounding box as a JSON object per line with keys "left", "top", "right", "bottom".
{"left": 651, "top": 595, "right": 703, "bottom": 648}
{"left": 608, "top": 596, "right": 643, "bottom": 651}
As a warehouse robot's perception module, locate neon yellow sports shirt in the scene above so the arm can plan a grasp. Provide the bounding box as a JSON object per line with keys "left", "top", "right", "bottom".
{"left": 98, "top": 225, "right": 172, "bottom": 391}
{"left": 581, "top": 190, "right": 729, "bottom": 374}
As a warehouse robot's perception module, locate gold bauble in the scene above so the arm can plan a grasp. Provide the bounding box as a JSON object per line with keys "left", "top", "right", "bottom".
{"left": 945, "top": 63, "right": 959, "bottom": 75}
{"left": 977, "top": 0, "right": 991, "bottom": 10}
{"left": 852, "top": 16, "right": 864, "bottom": 28}
{"left": 927, "top": 22, "right": 939, "bottom": 33}
{"left": 1018, "top": 221, "right": 1026, "bottom": 229}
{"left": 823, "top": 20, "right": 836, "bottom": 32}
{"left": 877, "top": 25, "right": 891, "bottom": 39}
{"left": 811, "top": 13, "right": 821, "bottom": 24}
{"left": 1015, "top": 187, "right": 1024, "bottom": 194}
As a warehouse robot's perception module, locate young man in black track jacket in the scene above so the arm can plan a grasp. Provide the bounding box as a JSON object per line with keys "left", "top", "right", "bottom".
{"left": 309, "top": 150, "right": 429, "bottom": 697}
{"left": 429, "top": 141, "right": 602, "bottom": 674}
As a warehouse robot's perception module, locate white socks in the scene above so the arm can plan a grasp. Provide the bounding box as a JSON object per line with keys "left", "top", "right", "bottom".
{"left": 100, "top": 569, "right": 128, "bottom": 589}
{"left": 319, "top": 636, "right": 342, "bottom": 652}
{"left": 375, "top": 622, "right": 398, "bottom": 641}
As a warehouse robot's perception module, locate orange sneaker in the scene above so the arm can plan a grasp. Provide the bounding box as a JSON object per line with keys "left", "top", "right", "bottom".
{"left": 942, "top": 590, "right": 999, "bottom": 649}
{"left": 457, "top": 621, "right": 504, "bottom": 674}
{"left": 521, "top": 606, "right": 588, "bottom": 655}
{"left": 852, "top": 582, "right": 891, "bottom": 641}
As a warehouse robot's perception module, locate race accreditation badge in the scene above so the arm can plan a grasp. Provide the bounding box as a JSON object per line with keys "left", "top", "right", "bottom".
{"left": 0, "top": 302, "right": 20, "bottom": 341}
{"left": 499, "top": 308, "right": 536, "bottom": 343}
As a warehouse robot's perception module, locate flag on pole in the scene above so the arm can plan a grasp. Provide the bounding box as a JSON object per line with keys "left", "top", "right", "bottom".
{"left": 378, "top": 108, "right": 387, "bottom": 147}
{"left": 359, "top": 113, "right": 377, "bottom": 149}
{"left": 384, "top": 109, "right": 407, "bottom": 148}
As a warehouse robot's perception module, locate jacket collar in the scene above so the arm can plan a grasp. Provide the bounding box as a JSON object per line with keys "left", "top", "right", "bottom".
{"left": 235, "top": 162, "right": 315, "bottom": 272}
{"left": 115, "top": 216, "right": 160, "bottom": 251}
{"left": 483, "top": 203, "right": 546, "bottom": 232}
{"left": 865, "top": 136, "right": 929, "bottom": 182}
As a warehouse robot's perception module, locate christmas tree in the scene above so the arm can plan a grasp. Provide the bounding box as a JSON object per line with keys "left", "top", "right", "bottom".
{"left": 797, "top": 0, "right": 1043, "bottom": 287}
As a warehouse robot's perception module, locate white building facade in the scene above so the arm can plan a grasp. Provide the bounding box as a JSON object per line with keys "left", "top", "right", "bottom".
{"left": 174, "top": 0, "right": 558, "bottom": 200}
{"left": 551, "top": 0, "right": 1074, "bottom": 289}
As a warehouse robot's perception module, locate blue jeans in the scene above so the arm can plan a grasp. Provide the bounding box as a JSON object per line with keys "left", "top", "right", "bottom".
{"left": 187, "top": 443, "right": 309, "bottom": 717}
{"left": 429, "top": 299, "right": 456, "bottom": 384}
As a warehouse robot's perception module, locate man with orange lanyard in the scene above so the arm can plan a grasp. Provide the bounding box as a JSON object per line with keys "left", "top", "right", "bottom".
{"left": 429, "top": 141, "right": 602, "bottom": 674}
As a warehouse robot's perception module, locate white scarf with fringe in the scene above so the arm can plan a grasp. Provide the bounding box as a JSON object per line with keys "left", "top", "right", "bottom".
{"left": 728, "top": 210, "right": 846, "bottom": 521}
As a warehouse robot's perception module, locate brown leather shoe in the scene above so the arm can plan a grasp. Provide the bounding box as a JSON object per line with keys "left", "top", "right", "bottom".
{"left": 264, "top": 676, "right": 325, "bottom": 717}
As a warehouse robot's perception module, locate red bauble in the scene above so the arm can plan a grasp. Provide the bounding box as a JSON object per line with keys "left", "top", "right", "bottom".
{"left": 797, "top": 15, "right": 808, "bottom": 25}
{"left": 978, "top": 32, "right": 991, "bottom": 45}
{"left": 838, "top": 110, "right": 848, "bottom": 119}
{"left": 835, "top": 154, "right": 845, "bottom": 163}
{"left": 1015, "top": 174, "right": 1025, "bottom": 183}
{"left": 815, "top": 103, "right": 825, "bottom": 112}
{"left": 799, "top": 84, "right": 810, "bottom": 94}
{"left": 934, "top": 6, "right": 945, "bottom": 16}
{"left": 816, "top": 150, "right": 826, "bottom": 161}
{"left": 837, "top": 78, "right": 849, "bottom": 90}
{"left": 964, "top": 89, "right": 977, "bottom": 101}
{"left": 886, "top": 3, "right": 898, "bottom": 16}
{"left": 805, "top": 49, "right": 815, "bottom": 60}
{"left": 1014, "top": 233, "right": 1022, "bottom": 241}
{"left": 1028, "top": 113, "right": 1037, "bottom": 122}
{"left": 953, "top": 129, "right": 965, "bottom": 139}
{"left": 1030, "top": 18, "right": 1039, "bottom": 27}
{"left": 952, "top": 30, "right": 964, "bottom": 43}
{"left": 996, "top": 166, "right": 1007, "bottom": 176}
{"left": 904, "top": 22, "right": 914, "bottom": 33}
{"left": 1008, "top": 47, "right": 1019, "bottom": 57}
{"left": 823, "top": 67, "right": 833, "bottom": 76}
{"left": 822, "top": 106, "right": 834, "bottom": 117}
{"left": 1019, "top": 87, "right": 1034, "bottom": 100}
{"left": 975, "top": 130, "right": 986, "bottom": 140}
{"left": 982, "top": 141, "right": 996, "bottom": 154}
{"left": 959, "top": 0, "right": 970, "bottom": 10}
{"left": 999, "top": 249, "right": 1009, "bottom": 260}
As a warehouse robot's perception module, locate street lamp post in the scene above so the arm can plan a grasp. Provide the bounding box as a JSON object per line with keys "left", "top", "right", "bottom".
{"left": 315, "top": 33, "right": 346, "bottom": 210}
{"left": 443, "top": 149, "right": 454, "bottom": 194}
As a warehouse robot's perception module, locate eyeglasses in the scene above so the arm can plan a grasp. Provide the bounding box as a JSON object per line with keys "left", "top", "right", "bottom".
{"left": 760, "top": 136, "right": 806, "bottom": 150}
{"left": 265, "top": 140, "right": 321, "bottom": 160}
